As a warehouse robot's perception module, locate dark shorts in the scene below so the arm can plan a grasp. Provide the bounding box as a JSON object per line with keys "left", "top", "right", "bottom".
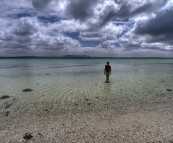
{"left": 106, "top": 72, "right": 110, "bottom": 79}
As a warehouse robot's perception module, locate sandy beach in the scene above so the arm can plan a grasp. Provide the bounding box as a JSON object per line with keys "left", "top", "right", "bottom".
{"left": 1, "top": 102, "right": 173, "bottom": 143}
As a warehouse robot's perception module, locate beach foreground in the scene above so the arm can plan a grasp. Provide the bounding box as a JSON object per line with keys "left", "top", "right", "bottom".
{"left": 1, "top": 106, "right": 173, "bottom": 143}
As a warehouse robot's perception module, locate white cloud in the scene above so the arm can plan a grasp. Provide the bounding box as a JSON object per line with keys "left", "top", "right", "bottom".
{"left": 79, "top": 22, "right": 126, "bottom": 43}
{"left": 0, "top": 0, "right": 172, "bottom": 57}
{"left": 0, "top": 17, "right": 81, "bottom": 56}
{"left": 31, "top": 33, "right": 80, "bottom": 50}
{"left": 49, "top": 19, "right": 89, "bottom": 32}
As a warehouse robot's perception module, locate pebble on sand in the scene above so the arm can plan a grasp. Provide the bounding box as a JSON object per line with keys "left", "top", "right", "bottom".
{"left": 23, "top": 133, "right": 33, "bottom": 140}
{"left": 5, "top": 103, "right": 12, "bottom": 109}
{"left": 87, "top": 103, "right": 91, "bottom": 106}
{"left": 23, "top": 88, "right": 33, "bottom": 92}
{"left": 0, "top": 95, "right": 10, "bottom": 100}
{"left": 5, "top": 111, "right": 10, "bottom": 116}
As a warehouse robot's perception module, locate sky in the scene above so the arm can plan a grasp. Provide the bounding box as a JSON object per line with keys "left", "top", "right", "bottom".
{"left": 0, "top": 0, "right": 173, "bottom": 57}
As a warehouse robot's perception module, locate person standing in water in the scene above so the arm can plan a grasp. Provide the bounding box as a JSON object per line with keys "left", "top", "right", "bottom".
{"left": 104, "top": 62, "right": 111, "bottom": 81}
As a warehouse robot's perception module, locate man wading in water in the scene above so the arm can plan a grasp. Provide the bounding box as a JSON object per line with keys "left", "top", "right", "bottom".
{"left": 104, "top": 62, "right": 111, "bottom": 81}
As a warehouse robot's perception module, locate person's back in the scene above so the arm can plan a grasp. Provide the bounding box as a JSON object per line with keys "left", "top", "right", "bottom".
{"left": 104, "top": 62, "right": 111, "bottom": 81}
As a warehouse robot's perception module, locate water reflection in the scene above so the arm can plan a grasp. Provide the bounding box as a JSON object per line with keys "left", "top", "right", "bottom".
{"left": 103, "top": 81, "right": 112, "bottom": 95}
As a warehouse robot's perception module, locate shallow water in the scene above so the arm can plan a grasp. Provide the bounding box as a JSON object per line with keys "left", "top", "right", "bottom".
{"left": 0, "top": 58, "right": 173, "bottom": 115}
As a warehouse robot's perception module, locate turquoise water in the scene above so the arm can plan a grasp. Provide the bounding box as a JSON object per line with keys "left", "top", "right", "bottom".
{"left": 0, "top": 58, "right": 173, "bottom": 115}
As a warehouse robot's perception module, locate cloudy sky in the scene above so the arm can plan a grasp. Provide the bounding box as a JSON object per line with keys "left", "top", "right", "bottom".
{"left": 0, "top": 0, "right": 173, "bottom": 57}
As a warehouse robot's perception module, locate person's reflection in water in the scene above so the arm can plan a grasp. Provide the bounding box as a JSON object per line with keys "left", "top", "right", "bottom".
{"left": 104, "top": 81, "right": 111, "bottom": 95}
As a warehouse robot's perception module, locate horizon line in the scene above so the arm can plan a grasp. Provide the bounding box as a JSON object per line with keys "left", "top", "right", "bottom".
{"left": 0, "top": 56, "right": 173, "bottom": 59}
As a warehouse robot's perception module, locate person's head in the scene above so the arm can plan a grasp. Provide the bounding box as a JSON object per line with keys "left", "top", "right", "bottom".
{"left": 107, "top": 62, "right": 109, "bottom": 65}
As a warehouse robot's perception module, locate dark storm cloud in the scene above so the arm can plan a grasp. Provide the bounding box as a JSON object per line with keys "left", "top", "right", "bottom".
{"left": 13, "top": 19, "right": 37, "bottom": 36}
{"left": 147, "top": 34, "right": 173, "bottom": 44}
{"left": 0, "top": 32, "right": 13, "bottom": 41}
{"left": 116, "top": 1, "right": 173, "bottom": 53}
{"left": 97, "top": 0, "right": 169, "bottom": 28}
{"left": 64, "top": 0, "right": 99, "bottom": 21}
{"left": 131, "top": 6, "right": 173, "bottom": 46}
{"left": 98, "top": 6, "right": 115, "bottom": 27}
{"left": 59, "top": 0, "right": 169, "bottom": 31}
{"left": 32, "top": 0, "right": 52, "bottom": 11}
{"left": 115, "top": 0, "right": 169, "bottom": 18}
{"left": 134, "top": 7, "right": 173, "bottom": 36}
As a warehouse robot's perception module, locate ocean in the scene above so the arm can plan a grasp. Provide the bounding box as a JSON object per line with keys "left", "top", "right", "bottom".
{"left": 0, "top": 58, "right": 173, "bottom": 116}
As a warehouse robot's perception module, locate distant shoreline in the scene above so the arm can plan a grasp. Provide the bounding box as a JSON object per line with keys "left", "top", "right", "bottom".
{"left": 0, "top": 56, "right": 173, "bottom": 59}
